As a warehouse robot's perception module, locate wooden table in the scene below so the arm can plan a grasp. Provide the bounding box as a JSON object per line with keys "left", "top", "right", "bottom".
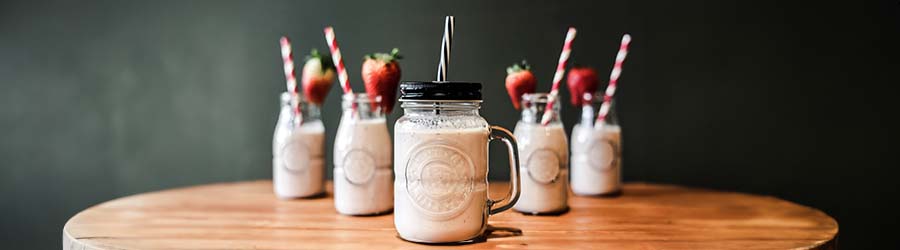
{"left": 63, "top": 181, "right": 838, "bottom": 249}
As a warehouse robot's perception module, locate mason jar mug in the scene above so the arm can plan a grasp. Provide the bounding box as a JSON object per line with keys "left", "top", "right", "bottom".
{"left": 393, "top": 81, "right": 521, "bottom": 243}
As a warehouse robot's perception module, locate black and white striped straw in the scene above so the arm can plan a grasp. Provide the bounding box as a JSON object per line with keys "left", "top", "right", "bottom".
{"left": 436, "top": 16, "right": 454, "bottom": 82}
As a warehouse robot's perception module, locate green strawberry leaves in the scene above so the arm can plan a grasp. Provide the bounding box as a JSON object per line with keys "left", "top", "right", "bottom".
{"left": 507, "top": 60, "right": 531, "bottom": 75}
{"left": 364, "top": 48, "right": 403, "bottom": 63}
{"left": 305, "top": 49, "right": 335, "bottom": 73}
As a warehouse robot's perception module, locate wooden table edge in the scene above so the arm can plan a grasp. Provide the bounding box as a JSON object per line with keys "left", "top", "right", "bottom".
{"left": 62, "top": 180, "right": 840, "bottom": 250}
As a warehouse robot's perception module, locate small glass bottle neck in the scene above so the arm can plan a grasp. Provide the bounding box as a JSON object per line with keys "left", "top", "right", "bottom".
{"left": 579, "top": 93, "right": 618, "bottom": 126}
{"left": 520, "top": 93, "right": 561, "bottom": 124}
{"left": 400, "top": 100, "right": 481, "bottom": 116}
{"left": 280, "top": 92, "right": 321, "bottom": 123}
{"left": 342, "top": 93, "right": 385, "bottom": 120}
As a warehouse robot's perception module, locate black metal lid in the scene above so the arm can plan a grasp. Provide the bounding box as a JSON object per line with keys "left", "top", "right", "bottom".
{"left": 399, "top": 81, "right": 482, "bottom": 100}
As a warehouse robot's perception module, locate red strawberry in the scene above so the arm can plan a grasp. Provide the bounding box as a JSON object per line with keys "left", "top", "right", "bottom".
{"left": 566, "top": 66, "right": 599, "bottom": 106}
{"left": 301, "top": 49, "right": 336, "bottom": 105}
{"left": 361, "top": 48, "right": 402, "bottom": 113}
{"left": 505, "top": 60, "right": 537, "bottom": 110}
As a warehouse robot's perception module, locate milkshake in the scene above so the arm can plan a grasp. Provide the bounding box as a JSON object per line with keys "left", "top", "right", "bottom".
{"left": 395, "top": 127, "right": 489, "bottom": 242}
{"left": 394, "top": 81, "right": 520, "bottom": 243}
{"left": 333, "top": 93, "right": 393, "bottom": 215}
{"left": 571, "top": 123, "right": 621, "bottom": 195}
{"left": 571, "top": 97, "right": 623, "bottom": 196}
{"left": 513, "top": 93, "right": 569, "bottom": 214}
{"left": 272, "top": 92, "right": 325, "bottom": 199}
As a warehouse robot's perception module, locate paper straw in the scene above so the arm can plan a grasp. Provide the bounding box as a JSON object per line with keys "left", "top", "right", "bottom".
{"left": 436, "top": 16, "right": 455, "bottom": 81}
{"left": 540, "top": 27, "right": 577, "bottom": 125}
{"left": 595, "top": 34, "right": 632, "bottom": 127}
{"left": 324, "top": 27, "right": 353, "bottom": 95}
{"left": 279, "top": 36, "right": 302, "bottom": 120}
{"left": 280, "top": 36, "right": 298, "bottom": 93}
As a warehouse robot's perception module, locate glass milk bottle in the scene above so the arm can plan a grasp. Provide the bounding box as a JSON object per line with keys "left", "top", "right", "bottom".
{"left": 571, "top": 93, "right": 623, "bottom": 196}
{"left": 394, "top": 81, "right": 521, "bottom": 243}
{"left": 512, "top": 93, "right": 569, "bottom": 214}
{"left": 272, "top": 92, "right": 325, "bottom": 199}
{"left": 333, "top": 93, "right": 393, "bottom": 215}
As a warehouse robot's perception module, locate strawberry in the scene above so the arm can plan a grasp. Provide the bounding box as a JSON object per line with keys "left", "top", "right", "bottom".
{"left": 566, "top": 66, "right": 599, "bottom": 106}
{"left": 301, "top": 49, "right": 336, "bottom": 105}
{"left": 361, "top": 48, "right": 402, "bottom": 113}
{"left": 505, "top": 60, "right": 537, "bottom": 110}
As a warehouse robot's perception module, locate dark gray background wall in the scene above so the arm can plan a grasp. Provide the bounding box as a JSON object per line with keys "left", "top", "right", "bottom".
{"left": 1, "top": 0, "right": 897, "bottom": 249}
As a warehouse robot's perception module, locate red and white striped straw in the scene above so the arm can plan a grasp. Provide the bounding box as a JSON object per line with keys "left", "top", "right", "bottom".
{"left": 595, "top": 34, "right": 632, "bottom": 126}
{"left": 279, "top": 36, "right": 302, "bottom": 118}
{"left": 540, "top": 27, "right": 577, "bottom": 125}
{"left": 324, "top": 27, "right": 353, "bottom": 95}
{"left": 279, "top": 36, "right": 298, "bottom": 93}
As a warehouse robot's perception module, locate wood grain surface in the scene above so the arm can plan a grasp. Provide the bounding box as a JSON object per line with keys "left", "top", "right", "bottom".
{"left": 63, "top": 181, "right": 837, "bottom": 249}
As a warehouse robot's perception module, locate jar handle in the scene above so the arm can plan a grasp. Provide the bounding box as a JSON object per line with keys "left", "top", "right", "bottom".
{"left": 487, "top": 125, "right": 521, "bottom": 215}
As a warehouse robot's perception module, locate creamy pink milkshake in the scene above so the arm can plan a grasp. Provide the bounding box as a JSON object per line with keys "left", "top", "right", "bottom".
{"left": 571, "top": 124, "right": 621, "bottom": 195}
{"left": 333, "top": 94, "right": 393, "bottom": 215}
{"left": 394, "top": 127, "right": 489, "bottom": 242}
{"left": 512, "top": 93, "right": 569, "bottom": 214}
{"left": 571, "top": 98, "right": 623, "bottom": 196}
{"left": 272, "top": 93, "right": 325, "bottom": 199}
